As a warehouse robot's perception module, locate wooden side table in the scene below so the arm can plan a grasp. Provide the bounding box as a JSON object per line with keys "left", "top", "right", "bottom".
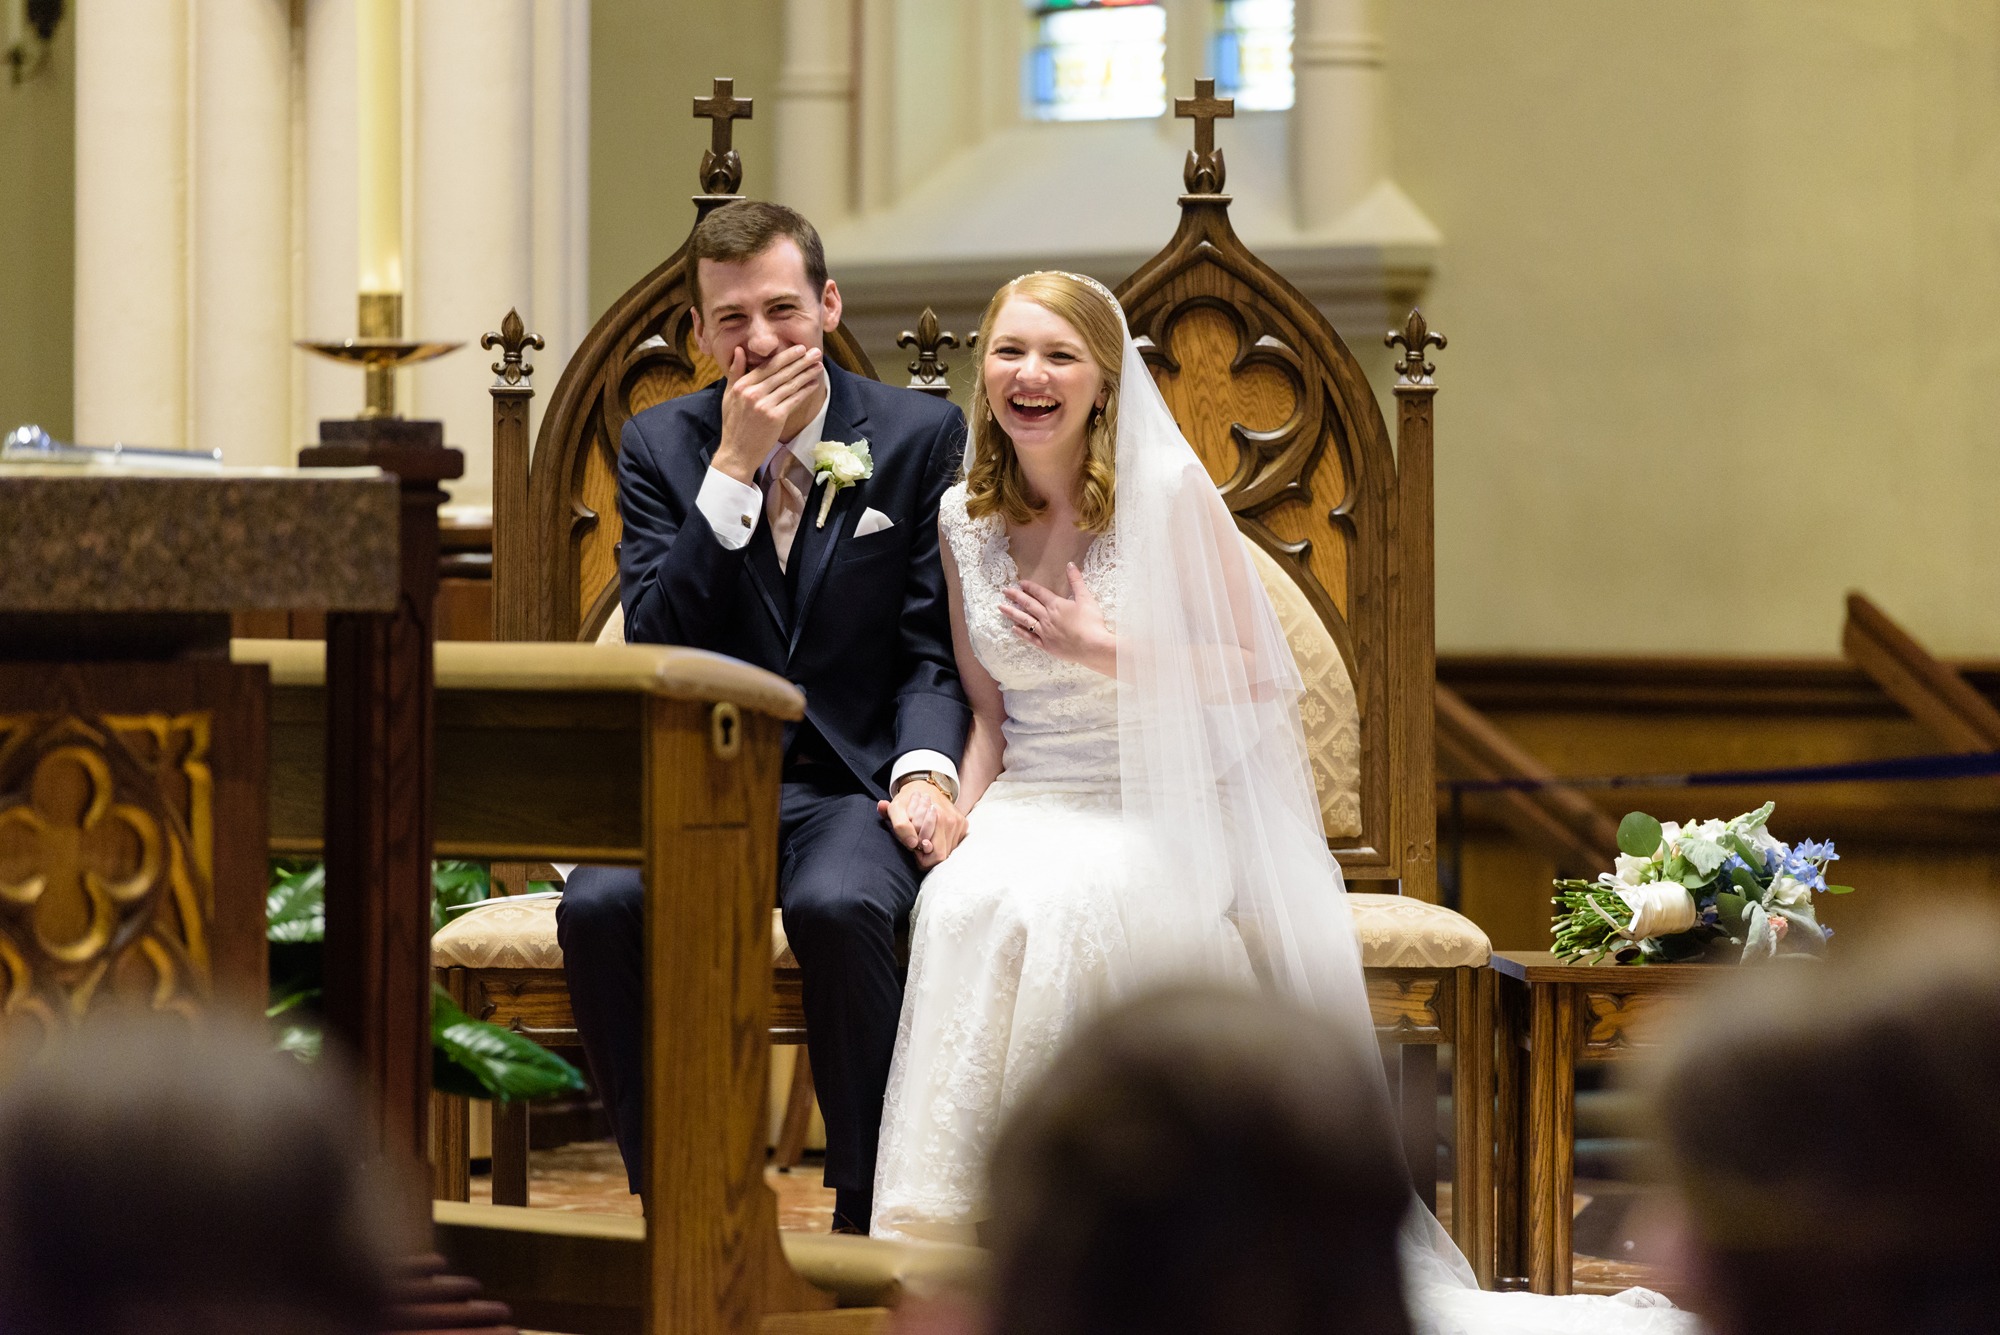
{"left": 1491, "top": 950, "right": 1710, "bottom": 1294}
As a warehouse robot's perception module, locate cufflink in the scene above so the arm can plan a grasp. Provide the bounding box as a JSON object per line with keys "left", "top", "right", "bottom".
{"left": 740, "top": 514, "right": 754, "bottom": 528}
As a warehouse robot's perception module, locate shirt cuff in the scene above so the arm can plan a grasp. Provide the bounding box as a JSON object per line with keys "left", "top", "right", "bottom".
{"left": 891, "top": 750, "right": 960, "bottom": 800}
{"left": 695, "top": 466, "right": 763, "bottom": 551}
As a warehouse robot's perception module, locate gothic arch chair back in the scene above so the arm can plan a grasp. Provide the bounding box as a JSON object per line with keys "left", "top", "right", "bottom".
{"left": 1116, "top": 84, "right": 1436, "bottom": 902}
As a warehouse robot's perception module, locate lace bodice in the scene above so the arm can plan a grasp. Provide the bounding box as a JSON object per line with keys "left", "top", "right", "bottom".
{"left": 939, "top": 482, "right": 1121, "bottom": 785}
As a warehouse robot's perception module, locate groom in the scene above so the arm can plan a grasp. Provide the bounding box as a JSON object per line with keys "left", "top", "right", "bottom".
{"left": 557, "top": 201, "right": 971, "bottom": 1234}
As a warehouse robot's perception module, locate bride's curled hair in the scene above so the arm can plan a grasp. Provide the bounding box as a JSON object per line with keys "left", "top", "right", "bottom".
{"left": 966, "top": 272, "right": 1123, "bottom": 533}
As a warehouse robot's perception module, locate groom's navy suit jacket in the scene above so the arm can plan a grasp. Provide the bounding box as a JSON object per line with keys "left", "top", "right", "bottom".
{"left": 616, "top": 362, "right": 971, "bottom": 796}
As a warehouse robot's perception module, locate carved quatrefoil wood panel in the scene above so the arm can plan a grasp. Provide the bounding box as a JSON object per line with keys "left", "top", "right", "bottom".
{"left": 0, "top": 714, "right": 212, "bottom": 1036}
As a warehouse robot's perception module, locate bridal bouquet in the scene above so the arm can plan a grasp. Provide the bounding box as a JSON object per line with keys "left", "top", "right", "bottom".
{"left": 1551, "top": 802, "right": 1854, "bottom": 965}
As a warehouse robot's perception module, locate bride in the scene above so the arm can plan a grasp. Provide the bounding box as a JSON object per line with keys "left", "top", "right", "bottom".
{"left": 871, "top": 271, "right": 1696, "bottom": 1333}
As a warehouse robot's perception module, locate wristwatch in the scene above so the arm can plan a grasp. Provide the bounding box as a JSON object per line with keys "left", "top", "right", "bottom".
{"left": 893, "top": 769, "right": 959, "bottom": 804}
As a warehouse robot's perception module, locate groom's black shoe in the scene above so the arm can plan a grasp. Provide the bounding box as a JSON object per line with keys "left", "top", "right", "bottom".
{"left": 831, "top": 1189, "right": 872, "bottom": 1235}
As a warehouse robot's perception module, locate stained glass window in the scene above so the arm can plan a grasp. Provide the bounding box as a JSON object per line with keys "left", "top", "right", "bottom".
{"left": 1211, "top": 0, "right": 1293, "bottom": 111}
{"left": 1024, "top": 0, "right": 1167, "bottom": 122}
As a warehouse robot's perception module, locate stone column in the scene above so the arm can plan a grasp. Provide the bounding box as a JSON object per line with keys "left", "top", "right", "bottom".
{"left": 1292, "top": 0, "right": 1384, "bottom": 232}
{"left": 74, "top": 0, "right": 188, "bottom": 448}
{"left": 531, "top": 0, "right": 591, "bottom": 445}
{"left": 1162, "top": 0, "right": 1210, "bottom": 132}
{"left": 409, "top": 0, "right": 534, "bottom": 507}
{"left": 192, "top": 0, "right": 294, "bottom": 467}
{"left": 777, "top": 0, "right": 856, "bottom": 223}
{"left": 301, "top": 0, "right": 362, "bottom": 436}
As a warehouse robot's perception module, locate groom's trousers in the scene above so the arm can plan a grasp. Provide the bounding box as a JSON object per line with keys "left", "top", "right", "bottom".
{"left": 556, "top": 764, "right": 921, "bottom": 1200}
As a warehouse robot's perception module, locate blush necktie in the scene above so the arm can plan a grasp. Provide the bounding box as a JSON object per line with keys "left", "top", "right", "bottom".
{"left": 766, "top": 452, "right": 810, "bottom": 573}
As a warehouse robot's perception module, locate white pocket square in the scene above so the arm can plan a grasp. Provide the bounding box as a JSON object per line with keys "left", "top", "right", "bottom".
{"left": 854, "top": 507, "right": 895, "bottom": 538}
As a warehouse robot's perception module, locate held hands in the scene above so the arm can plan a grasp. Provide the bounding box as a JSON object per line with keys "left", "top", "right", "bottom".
{"left": 713, "top": 344, "right": 824, "bottom": 484}
{"left": 1002, "top": 565, "right": 1116, "bottom": 676}
{"left": 878, "top": 780, "right": 967, "bottom": 870}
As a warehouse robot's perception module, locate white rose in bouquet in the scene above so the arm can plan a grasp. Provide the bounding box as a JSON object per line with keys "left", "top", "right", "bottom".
{"left": 1616, "top": 882, "right": 1698, "bottom": 939}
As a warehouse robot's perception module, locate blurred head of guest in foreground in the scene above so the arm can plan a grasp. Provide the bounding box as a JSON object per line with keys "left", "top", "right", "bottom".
{"left": 962, "top": 985, "right": 1412, "bottom": 1335}
{"left": 1647, "top": 906, "right": 2000, "bottom": 1335}
{"left": 0, "top": 1015, "right": 394, "bottom": 1335}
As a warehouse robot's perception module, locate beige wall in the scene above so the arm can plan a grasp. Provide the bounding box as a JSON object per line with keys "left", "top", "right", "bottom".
{"left": 13, "top": 3, "right": 1992, "bottom": 656}
{"left": 0, "top": 17, "right": 75, "bottom": 441}
{"left": 589, "top": 0, "right": 784, "bottom": 317}
{"left": 1387, "top": 1, "right": 2000, "bottom": 657}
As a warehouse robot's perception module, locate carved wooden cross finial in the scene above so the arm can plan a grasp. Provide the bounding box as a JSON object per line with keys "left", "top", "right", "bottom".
{"left": 693, "top": 77, "right": 754, "bottom": 196}
{"left": 480, "top": 307, "right": 546, "bottom": 386}
{"left": 1175, "top": 78, "right": 1235, "bottom": 194}
{"left": 898, "top": 307, "right": 969, "bottom": 398}
{"left": 1386, "top": 308, "right": 1447, "bottom": 386}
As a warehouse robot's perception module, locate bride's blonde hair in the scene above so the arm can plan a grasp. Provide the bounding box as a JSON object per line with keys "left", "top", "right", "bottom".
{"left": 965, "top": 272, "right": 1123, "bottom": 534}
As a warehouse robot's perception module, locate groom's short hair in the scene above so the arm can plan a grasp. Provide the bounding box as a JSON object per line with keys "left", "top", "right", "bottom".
{"left": 688, "top": 200, "right": 829, "bottom": 319}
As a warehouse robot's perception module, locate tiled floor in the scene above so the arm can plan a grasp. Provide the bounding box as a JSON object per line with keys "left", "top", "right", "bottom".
{"left": 467, "top": 1139, "right": 1677, "bottom": 1298}
{"left": 468, "top": 1139, "right": 836, "bottom": 1231}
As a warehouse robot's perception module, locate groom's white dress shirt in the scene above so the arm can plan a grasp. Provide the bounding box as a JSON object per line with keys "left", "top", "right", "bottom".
{"left": 691, "top": 373, "right": 958, "bottom": 796}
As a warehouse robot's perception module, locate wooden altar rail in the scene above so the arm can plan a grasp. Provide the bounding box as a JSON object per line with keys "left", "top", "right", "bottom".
{"left": 232, "top": 638, "right": 879, "bottom": 1335}
{"left": 1435, "top": 684, "right": 1615, "bottom": 879}
{"left": 1842, "top": 592, "right": 2000, "bottom": 757}
{"left": 1435, "top": 653, "right": 2000, "bottom": 952}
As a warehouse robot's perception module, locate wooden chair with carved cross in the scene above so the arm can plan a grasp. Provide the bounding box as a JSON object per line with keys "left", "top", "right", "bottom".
{"left": 1114, "top": 81, "right": 1496, "bottom": 1284}
{"left": 427, "top": 80, "right": 867, "bottom": 1205}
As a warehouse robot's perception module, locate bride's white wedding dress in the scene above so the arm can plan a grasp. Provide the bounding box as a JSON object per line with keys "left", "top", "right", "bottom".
{"left": 874, "top": 486, "right": 1695, "bottom": 1332}
{"left": 873, "top": 483, "right": 1168, "bottom": 1244}
{"left": 871, "top": 274, "right": 1700, "bottom": 1334}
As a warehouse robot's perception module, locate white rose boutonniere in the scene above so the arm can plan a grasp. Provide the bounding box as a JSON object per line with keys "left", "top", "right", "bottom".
{"left": 811, "top": 439, "right": 873, "bottom": 528}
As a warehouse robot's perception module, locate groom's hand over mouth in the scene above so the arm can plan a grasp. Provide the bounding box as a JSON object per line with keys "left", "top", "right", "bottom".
{"left": 713, "top": 343, "right": 824, "bottom": 485}
{"left": 879, "top": 780, "right": 966, "bottom": 870}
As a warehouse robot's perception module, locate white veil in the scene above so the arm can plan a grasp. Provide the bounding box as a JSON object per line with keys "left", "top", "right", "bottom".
{"left": 1073, "top": 275, "right": 1702, "bottom": 1331}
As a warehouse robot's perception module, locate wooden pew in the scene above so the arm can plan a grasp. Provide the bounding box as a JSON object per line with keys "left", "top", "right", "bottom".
{"left": 236, "top": 638, "right": 940, "bottom": 1333}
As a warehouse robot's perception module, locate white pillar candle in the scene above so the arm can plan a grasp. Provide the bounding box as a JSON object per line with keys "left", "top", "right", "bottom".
{"left": 356, "top": 0, "right": 401, "bottom": 299}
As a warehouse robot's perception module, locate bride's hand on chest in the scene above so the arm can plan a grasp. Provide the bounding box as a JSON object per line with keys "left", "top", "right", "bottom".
{"left": 1000, "top": 564, "right": 1116, "bottom": 676}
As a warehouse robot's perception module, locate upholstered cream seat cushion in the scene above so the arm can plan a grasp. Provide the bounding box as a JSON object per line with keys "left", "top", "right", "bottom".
{"left": 1243, "top": 541, "right": 1361, "bottom": 840}
{"left": 432, "top": 897, "right": 798, "bottom": 970}
{"left": 435, "top": 892, "right": 1480, "bottom": 973}
{"left": 1347, "top": 892, "right": 1490, "bottom": 968}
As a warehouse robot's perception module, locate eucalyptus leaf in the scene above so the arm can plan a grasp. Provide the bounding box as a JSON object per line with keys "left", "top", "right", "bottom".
{"left": 1617, "top": 811, "right": 1665, "bottom": 858}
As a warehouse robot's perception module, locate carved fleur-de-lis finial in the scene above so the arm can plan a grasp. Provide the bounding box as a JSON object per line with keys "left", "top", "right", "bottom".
{"left": 693, "top": 77, "right": 754, "bottom": 196}
{"left": 1175, "top": 78, "right": 1235, "bottom": 195}
{"left": 480, "top": 308, "right": 546, "bottom": 386}
{"left": 897, "top": 308, "right": 966, "bottom": 397}
{"left": 1386, "top": 308, "right": 1447, "bottom": 386}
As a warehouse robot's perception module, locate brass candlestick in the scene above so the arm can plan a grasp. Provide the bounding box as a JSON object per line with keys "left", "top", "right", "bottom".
{"left": 297, "top": 293, "right": 463, "bottom": 419}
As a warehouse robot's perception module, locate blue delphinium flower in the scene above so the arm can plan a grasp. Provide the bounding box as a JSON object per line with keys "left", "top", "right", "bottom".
{"left": 1792, "top": 838, "right": 1839, "bottom": 865}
